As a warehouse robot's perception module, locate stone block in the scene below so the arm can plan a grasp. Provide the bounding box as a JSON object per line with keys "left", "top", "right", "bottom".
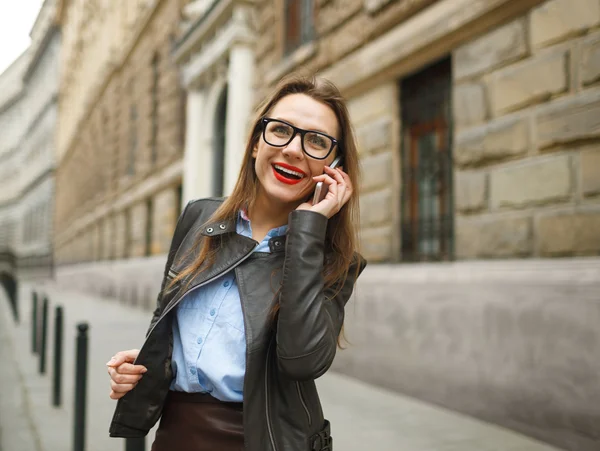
{"left": 581, "top": 32, "right": 600, "bottom": 86}
{"left": 360, "top": 151, "right": 394, "bottom": 192}
{"left": 487, "top": 50, "right": 569, "bottom": 115}
{"left": 317, "top": 0, "right": 363, "bottom": 35}
{"left": 581, "top": 145, "right": 600, "bottom": 196}
{"left": 453, "top": 82, "right": 487, "bottom": 128}
{"left": 538, "top": 213, "right": 600, "bottom": 255}
{"left": 348, "top": 83, "right": 397, "bottom": 126}
{"left": 454, "top": 19, "right": 527, "bottom": 80}
{"left": 456, "top": 216, "right": 532, "bottom": 258}
{"left": 360, "top": 225, "right": 394, "bottom": 262}
{"left": 536, "top": 89, "right": 600, "bottom": 149}
{"left": 455, "top": 115, "right": 529, "bottom": 166}
{"left": 530, "top": 0, "right": 600, "bottom": 50}
{"left": 490, "top": 156, "right": 572, "bottom": 209}
{"left": 359, "top": 188, "right": 393, "bottom": 227}
{"left": 455, "top": 171, "right": 488, "bottom": 213}
{"left": 355, "top": 117, "right": 393, "bottom": 154}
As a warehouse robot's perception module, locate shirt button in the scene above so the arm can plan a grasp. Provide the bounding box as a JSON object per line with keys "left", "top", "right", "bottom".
{"left": 197, "top": 337, "right": 203, "bottom": 345}
{"left": 223, "top": 281, "right": 230, "bottom": 288}
{"left": 210, "top": 308, "right": 216, "bottom": 317}
{"left": 190, "top": 368, "right": 196, "bottom": 375}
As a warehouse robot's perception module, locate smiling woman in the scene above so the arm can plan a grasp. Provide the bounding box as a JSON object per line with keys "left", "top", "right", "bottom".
{"left": 107, "top": 74, "right": 367, "bottom": 451}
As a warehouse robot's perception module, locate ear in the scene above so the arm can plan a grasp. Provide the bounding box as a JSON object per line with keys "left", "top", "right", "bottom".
{"left": 251, "top": 144, "right": 258, "bottom": 158}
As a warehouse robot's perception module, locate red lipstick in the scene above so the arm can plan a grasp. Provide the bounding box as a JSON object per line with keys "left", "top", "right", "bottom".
{"left": 271, "top": 163, "right": 306, "bottom": 185}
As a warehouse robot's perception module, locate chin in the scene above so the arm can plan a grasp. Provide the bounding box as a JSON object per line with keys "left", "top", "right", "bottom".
{"left": 265, "top": 183, "right": 310, "bottom": 206}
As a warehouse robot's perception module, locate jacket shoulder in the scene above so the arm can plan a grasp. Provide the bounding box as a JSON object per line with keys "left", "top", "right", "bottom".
{"left": 183, "top": 197, "right": 225, "bottom": 219}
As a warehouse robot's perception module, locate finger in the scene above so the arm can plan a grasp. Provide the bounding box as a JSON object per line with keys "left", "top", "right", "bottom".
{"left": 109, "top": 390, "right": 125, "bottom": 400}
{"left": 114, "top": 362, "right": 147, "bottom": 375}
{"left": 107, "top": 349, "right": 139, "bottom": 367}
{"left": 313, "top": 174, "right": 338, "bottom": 196}
{"left": 338, "top": 170, "right": 353, "bottom": 203}
{"left": 110, "top": 380, "right": 138, "bottom": 393}
{"left": 325, "top": 166, "right": 347, "bottom": 189}
{"left": 108, "top": 368, "right": 143, "bottom": 384}
{"left": 325, "top": 167, "right": 346, "bottom": 204}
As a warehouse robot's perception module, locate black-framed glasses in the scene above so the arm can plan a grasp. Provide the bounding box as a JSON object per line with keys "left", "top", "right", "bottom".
{"left": 261, "top": 117, "right": 339, "bottom": 160}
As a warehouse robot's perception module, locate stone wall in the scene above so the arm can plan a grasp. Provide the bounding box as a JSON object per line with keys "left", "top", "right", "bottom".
{"left": 54, "top": 0, "right": 186, "bottom": 266}
{"left": 453, "top": 0, "right": 600, "bottom": 259}
{"left": 348, "top": 84, "right": 401, "bottom": 261}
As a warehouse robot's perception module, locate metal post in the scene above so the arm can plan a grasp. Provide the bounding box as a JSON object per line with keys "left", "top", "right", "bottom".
{"left": 39, "top": 297, "right": 49, "bottom": 374}
{"left": 31, "top": 292, "right": 38, "bottom": 354}
{"left": 73, "top": 323, "right": 89, "bottom": 451}
{"left": 125, "top": 437, "right": 146, "bottom": 451}
{"left": 52, "top": 306, "right": 64, "bottom": 407}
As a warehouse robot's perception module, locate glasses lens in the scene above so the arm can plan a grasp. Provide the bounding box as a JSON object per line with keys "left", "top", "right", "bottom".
{"left": 264, "top": 121, "right": 293, "bottom": 146}
{"left": 263, "top": 119, "right": 333, "bottom": 159}
{"left": 304, "top": 132, "right": 332, "bottom": 158}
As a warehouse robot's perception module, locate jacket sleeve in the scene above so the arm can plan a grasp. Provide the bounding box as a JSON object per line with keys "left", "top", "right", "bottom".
{"left": 276, "top": 210, "right": 367, "bottom": 381}
{"left": 145, "top": 200, "right": 193, "bottom": 337}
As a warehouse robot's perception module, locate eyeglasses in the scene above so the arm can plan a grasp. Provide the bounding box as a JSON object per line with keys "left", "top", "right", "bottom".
{"left": 261, "top": 117, "right": 339, "bottom": 160}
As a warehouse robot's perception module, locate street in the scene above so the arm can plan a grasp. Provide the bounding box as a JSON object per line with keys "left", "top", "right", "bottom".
{"left": 0, "top": 281, "right": 561, "bottom": 451}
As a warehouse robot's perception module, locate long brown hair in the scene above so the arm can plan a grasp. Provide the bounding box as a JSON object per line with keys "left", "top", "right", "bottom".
{"left": 169, "top": 74, "right": 361, "bottom": 319}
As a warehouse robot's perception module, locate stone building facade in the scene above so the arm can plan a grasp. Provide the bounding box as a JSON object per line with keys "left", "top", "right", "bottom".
{"left": 250, "top": 0, "right": 600, "bottom": 263}
{"left": 54, "top": 0, "right": 188, "bottom": 266}
{"left": 0, "top": 0, "right": 60, "bottom": 278}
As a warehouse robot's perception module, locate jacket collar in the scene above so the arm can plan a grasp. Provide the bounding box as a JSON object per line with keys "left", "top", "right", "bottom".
{"left": 200, "top": 219, "right": 236, "bottom": 236}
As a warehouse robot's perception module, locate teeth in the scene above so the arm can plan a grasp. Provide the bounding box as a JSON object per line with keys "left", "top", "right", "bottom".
{"left": 274, "top": 165, "right": 304, "bottom": 178}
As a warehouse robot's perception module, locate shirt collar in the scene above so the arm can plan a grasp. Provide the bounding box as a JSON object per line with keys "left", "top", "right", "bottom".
{"left": 237, "top": 209, "right": 288, "bottom": 238}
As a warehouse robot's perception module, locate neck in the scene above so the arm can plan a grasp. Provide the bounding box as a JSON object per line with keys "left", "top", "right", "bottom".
{"left": 248, "top": 189, "right": 298, "bottom": 231}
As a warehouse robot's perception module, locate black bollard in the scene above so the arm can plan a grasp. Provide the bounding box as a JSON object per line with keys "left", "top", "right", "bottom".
{"left": 125, "top": 437, "right": 146, "bottom": 451}
{"left": 39, "top": 297, "right": 49, "bottom": 374}
{"left": 73, "top": 323, "right": 89, "bottom": 451}
{"left": 52, "top": 306, "right": 64, "bottom": 407}
{"left": 32, "top": 292, "right": 38, "bottom": 354}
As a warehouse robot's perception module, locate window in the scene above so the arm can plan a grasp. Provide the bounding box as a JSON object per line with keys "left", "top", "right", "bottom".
{"left": 400, "top": 57, "right": 454, "bottom": 262}
{"left": 150, "top": 54, "right": 160, "bottom": 164}
{"left": 284, "top": 0, "right": 313, "bottom": 54}
{"left": 128, "top": 105, "right": 138, "bottom": 175}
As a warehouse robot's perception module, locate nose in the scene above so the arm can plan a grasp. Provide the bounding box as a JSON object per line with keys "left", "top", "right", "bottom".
{"left": 281, "top": 134, "right": 304, "bottom": 160}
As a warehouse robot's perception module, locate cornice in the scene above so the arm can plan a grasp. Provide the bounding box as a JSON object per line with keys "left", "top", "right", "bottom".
{"left": 322, "top": 0, "right": 547, "bottom": 97}
{"left": 174, "top": 0, "right": 256, "bottom": 63}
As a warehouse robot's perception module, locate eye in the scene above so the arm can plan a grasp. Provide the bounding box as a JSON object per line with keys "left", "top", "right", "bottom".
{"left": 272, "top": 124, "right": 292, "bottom": 136}
{"left": 307, "top": 133, "right": 328, "bottom": 149}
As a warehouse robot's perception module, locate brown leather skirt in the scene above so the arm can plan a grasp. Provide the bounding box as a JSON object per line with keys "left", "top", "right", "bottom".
{"left": 151, "top": 391, "right": 244, "bottom": 451}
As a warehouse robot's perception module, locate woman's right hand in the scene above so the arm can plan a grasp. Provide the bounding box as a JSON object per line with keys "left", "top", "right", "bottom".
{"left": 107, "top": 349, "right": 147, "bottom": 400}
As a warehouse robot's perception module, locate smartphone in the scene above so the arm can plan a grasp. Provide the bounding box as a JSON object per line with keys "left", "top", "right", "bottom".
{"left": 312, "top": 155, "right": 343, "bottom": 204}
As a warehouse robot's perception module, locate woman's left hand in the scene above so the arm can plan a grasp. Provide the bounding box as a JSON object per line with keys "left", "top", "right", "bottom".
{"left": 296, "top": 166, "right": 353, "bottom": 219}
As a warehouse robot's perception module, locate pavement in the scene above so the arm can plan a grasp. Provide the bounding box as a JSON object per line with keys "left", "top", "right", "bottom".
{"left": 0, "top": 280, "right": 563, "bottom": 451}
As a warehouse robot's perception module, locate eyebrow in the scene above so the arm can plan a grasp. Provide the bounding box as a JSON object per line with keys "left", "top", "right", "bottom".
{"left": 271, "top": 116, "right": 334, "bottom": 137}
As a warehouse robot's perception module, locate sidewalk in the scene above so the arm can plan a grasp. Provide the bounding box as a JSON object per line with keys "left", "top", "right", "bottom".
{"left": 0, "top": 281, "right": 562, "bottom": 451}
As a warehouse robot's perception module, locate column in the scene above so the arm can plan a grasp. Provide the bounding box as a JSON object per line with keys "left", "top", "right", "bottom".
{"left": 224, "top": 42, "right": 255, "bottom": 195}
{"left": 182, "top": 88, "right": 207, "bottom": 207}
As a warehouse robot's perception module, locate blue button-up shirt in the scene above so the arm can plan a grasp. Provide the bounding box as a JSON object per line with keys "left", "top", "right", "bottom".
{"left": 170, "top": 211, "right": 288, "bottom": 401}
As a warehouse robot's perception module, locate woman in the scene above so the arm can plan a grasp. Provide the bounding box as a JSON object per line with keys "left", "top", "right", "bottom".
{"left": 107, "top": 74, "right": 366, "bottom": 451}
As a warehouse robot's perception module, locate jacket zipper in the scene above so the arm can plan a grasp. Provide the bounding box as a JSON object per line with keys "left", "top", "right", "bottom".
{"left": 296, "top": 382, "right": 312, "bottom": 426}
{"left": 142, "top": 244, "right": 258, "bottom": 347}
{"left": 265, "top": 344, "right": 278, "bottom": 451}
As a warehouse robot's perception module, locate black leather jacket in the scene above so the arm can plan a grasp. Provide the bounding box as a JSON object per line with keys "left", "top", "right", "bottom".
{"left": 109, "top": 198, "right": 366, "bottom": 450}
